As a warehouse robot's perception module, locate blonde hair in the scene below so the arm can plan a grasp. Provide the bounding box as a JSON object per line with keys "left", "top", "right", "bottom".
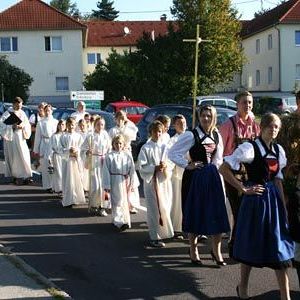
{"left": 260, "top": 113, "right": 281, "bottom": 131}
{"left": 112, "top": 134, "right": 125, "bottom": 150}
{"left": 235, "top": 91, "right": 252, "bottom": 102}
{"left": 66, "top": 117, "right": 76, "bottom": 130}
{"left": 148, "top": 120, "right": 164, "bottom": 136}
{"left": 93, "top": 116, "right": 105, "bottom": 129}
{"left": 198, "top": 105, "right": 217, "bottom": 133}
{"left": 115, "top": 110, "right": 127, "bottom": 120}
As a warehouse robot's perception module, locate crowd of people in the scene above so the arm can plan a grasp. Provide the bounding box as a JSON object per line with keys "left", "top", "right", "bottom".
{"left": 0, "top": 91, "right": 299, "bottom": 299}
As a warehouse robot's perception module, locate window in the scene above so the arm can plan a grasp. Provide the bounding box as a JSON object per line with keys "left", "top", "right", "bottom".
{"left": 296, "top": 64, "right": 300, "bottom": 80}
{"left": 45, "top": 36, "right": 62, "bottom": 51}
{"left": 87, "top": 53, "right": 101, "bottom": 64}
{"left": 268, "top": 67, "right": 273, "bottom": 84}
{"left": 256, "top": 70, "right": 260, "bottom": 86}
{"left": 268, "top": 34, "right": 273, "bottom": 50}
{"left": 256, "top": 39, "right": 260, "bottom": 54}
{"left": 0, "top": 37, "right": 18, "bottom": 52}
{"left": 295, "top": 31, "right": 300, "bottom": 46}
{"left": 56, "top": 77, "right": 69, "bottom": 91}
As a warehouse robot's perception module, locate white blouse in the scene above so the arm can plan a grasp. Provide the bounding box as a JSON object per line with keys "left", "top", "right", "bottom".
{"left": 168, "top": 127, "right": 224, "bottom": 169}
{"left": 224, "top": 139, "right": 287, "bottom": 180}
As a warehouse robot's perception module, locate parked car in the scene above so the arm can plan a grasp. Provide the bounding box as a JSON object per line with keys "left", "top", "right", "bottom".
{"left": 186, "top": 96, "right": 237, "bottom": 110}
{"left": 0, "top": 102, "right": 34, "bottom": 118}
{"left": 253, "top": 96, "right": 297, "bottom": 115}
{"left": 52, "top": 108, "right": 115, "bottom": 130}
{"left": 131, "top": 104, "right": 235, "bottom": 160}
{"left": 104, "top": 100, "right": 149, "bottom": 124}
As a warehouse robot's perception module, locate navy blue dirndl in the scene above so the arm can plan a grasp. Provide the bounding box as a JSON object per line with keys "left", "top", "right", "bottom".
{"left": 183, "top": 163, "right": 230, "bottom": 235}
{"left": 233, "top": 181, "right": 295, "bottom": 269}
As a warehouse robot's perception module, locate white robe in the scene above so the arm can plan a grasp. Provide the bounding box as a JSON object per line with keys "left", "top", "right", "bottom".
{"left": 81, "top": 130, "right": 111, "bottom": 209}
{"left": 103, "top": 151, "right": 135, "bottom": 228}
{"left": 33, "top": 116, "right": 58, "bottom": 189}
{"left": 108, "top": 121, "right": 140, "bottom": 208}
{"left": 79, "top": 131, "right": 89, "bottom": 191}
{"left": 70, "top": 111, "right": 86, "bottom": 123}
{"left": 138, "top": 140, "right": 174, "bottom": 240}
{"left": 47, "top": 133, "right": 63, "bottom": 193}
{"left": 60, "top": 132, "right": 86, "bottom": 207}
{"left": 168, "top": 133, "right": 185, "bottom": 232}
{"left": 0, "top": 109, "right": 32, "bottom": 179}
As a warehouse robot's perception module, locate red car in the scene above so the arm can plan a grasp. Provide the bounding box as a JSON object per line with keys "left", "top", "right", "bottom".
{"left": 104, "top": 100, "right": 149, "bottom": 124}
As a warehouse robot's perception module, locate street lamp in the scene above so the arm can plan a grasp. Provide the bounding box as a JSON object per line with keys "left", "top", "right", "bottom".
{"left": 183, "top": 25, "right": 212, "bottom": 128}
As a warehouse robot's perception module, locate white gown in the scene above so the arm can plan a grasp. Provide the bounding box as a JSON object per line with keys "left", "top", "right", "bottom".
{"left": 47, "top": 133, "right": 63, "bottom": 193}
{"left": 33, "top": 116, "right": 58, "bottom": 189}
{"left": 81, "top": 130, "right": 111, "bottom": 209}
{"left": 60, "top": 132, "right": 86, "bottom": 207}
{"left": 103, "top": 151, "right": 135, "bottom": 228}
{"left": 0, "top": 109, "right": 32, "bottom": 179}
{"left": 138, "top": 140, "right": 174, "bottom": 240}
{"left": 78, "top": 131, "right": 89, "bottom": 191}
{"left": 108, "top": 121, "right": 140, "bottom": 208}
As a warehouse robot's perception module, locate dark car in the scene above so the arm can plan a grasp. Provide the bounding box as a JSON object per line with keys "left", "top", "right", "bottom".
{"left": 131, "top": 104, "right": 235, "bottom": 160}
{"left": 52, "top": 108, "right": 115, "bottom": 130}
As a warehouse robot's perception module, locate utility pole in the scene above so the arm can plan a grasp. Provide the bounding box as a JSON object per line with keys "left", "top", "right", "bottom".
{"left": 183, "top": 25, "right": 211, "bottom": 128}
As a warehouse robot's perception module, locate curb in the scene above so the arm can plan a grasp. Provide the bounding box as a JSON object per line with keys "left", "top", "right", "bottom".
{"left": 0, "top": 244, "right": 72, "bottom": 299}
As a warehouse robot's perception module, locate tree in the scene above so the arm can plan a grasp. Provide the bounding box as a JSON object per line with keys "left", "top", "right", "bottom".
{"left": 91, "top": 0, "right": 119, "bottom": 21}
{"left": 171, "top": 0, "right": 244, "bottom": 95}
{"left": 0, "top": 56, "right": 33, "bottom": 103}
{"left": 50, "top": 0, "right": 80, "bottom": 18}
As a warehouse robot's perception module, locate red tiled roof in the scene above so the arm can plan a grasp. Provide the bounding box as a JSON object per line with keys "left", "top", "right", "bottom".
{"left": 241, "top": 0, "right": 300, "bottom": 38}
{"left": 85, "top": 21, "right": 176, "bottom": 47}
{"left": 0, "top": 0, "right": 86, "bottom": 30}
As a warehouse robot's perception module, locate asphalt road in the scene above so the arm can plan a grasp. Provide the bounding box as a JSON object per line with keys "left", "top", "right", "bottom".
{"left": 0, "top": 180, "right": 299, "bottom": 300}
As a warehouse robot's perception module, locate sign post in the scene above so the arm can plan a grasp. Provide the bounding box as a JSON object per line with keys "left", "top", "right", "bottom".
{"left": 70, "top": 91, "right": 104, "bottom": 109}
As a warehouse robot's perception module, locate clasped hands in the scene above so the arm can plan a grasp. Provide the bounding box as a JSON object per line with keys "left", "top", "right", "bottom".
{"left": 241, "top": 184, "right": 265, "bottom": 195}
{"left": 155, "top": 161, "right": 167, "bottom": 173}
{"left": 186, "top": 161, "right": 204, "bottom": 170}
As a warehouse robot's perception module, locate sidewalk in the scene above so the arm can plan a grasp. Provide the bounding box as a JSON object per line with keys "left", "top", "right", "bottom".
{"left": 0, "top": 160, "right": 71, "bottom": 299}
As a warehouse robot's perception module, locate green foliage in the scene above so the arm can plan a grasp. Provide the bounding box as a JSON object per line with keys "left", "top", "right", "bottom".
{"left": 0, "top": 56, "right": 33, "bottom": 103}
{"left": 50, "top": 0, "right": 80, "bottom": 17}
{"left": 84, "top": 0, "right": 244, "bottom": 105}
{"left": 91, "top": 0, "right": 119, "bottom": 21}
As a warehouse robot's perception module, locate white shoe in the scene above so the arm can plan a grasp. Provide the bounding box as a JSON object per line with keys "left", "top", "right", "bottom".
{"left": 99, "top": 208, "right": 108, "bottom": 217}
{"left": 130, "top": 207, "right": 138, "bottom": 214}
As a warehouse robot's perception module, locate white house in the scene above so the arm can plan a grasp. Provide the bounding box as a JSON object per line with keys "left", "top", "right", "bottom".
{"left": 237, "top": 0, "right": 300, "bottom": 94}
{"left": 0, "top": 0, "right": 87, "bottom": 105}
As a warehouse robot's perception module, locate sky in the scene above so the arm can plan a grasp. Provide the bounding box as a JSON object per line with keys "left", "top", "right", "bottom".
{"left": 0, "top": 0, "right": 280, "bottom": 21}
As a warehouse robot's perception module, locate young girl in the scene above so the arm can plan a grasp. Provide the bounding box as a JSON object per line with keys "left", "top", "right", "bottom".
{"left": 138, "top": 120, "right": 174, "bottom": 247}
{"left": 103, "top": 134, "right": 135, "bottom": 232}
{"left": 60, "top": 117, "right": 86, "bottom": 207}
{"left": 47, "top": 120, "right": 65, "bottom": 196}
{"left": 155, "top": 115, "right": 171, "bottom": 145}
{"left": 109, "top": 110, "right": 140, "bottom": 213}
{"left": 78, "top": 119, "right": 89, "bottom": 192}
{"left": 82, "top": 116, "right": 111, "bottom": 216}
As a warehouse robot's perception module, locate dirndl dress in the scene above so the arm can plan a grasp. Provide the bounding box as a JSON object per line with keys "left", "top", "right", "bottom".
{"left": 232, "top": 139, "right": 294, "bottom": 269}
{"left": 181, "top": 128, "right": 230, "bottom": 235}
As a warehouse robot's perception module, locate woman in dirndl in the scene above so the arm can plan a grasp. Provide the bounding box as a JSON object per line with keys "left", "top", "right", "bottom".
{"left": 219, "top": 113, "right": 294, "bottom": 300}
{"left": 168, "top": 105, "right": 230, "bottom": 265}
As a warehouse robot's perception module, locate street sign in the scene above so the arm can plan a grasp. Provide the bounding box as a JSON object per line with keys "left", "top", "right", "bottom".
{"left": 70, "top": 90, "right": 104, "bottom": 101}
{"left": 73, "top": 100, "right": 101, "bottom": 110}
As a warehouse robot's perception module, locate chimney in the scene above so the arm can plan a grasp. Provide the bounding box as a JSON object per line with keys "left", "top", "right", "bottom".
{"left": 160, "top": 14, "right": 167, "bottom": 21}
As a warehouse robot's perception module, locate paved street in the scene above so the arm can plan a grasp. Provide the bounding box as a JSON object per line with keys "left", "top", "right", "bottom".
{"left": 0, "top": 168, "right": 299, "bottom": 299}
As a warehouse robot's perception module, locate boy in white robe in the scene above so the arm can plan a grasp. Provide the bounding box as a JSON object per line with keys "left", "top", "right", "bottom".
{"left": 81, "top": 116, "right": 111, "bottom": 216}
{"left": 138, "top": 120, "right": 174, "bottom": 248}
{"left": 33, "top": 104, "right": 58, "bottom": 192}
{"left": 168, "top": 115, "right": 187, "bottom": 239}
{"left": 0, "top": 97, "right": 32, "bottom": 184}
{"left": 46, "top": 120, "right": 65, "bottom": 195}
{"left": 103, "top": 134, "right": 135, "bottom": 232}
{"left": 60, "top": 117, "right": 86, "bottom": 207}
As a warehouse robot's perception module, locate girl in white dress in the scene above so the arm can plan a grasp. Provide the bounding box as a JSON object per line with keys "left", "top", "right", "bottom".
{"left": 47, "top": 120, "right": 65, "bottom": 195}
{"left": 109, "top": 110, "right": 140, "bottom": 213}
{"left": 60, "top": 117, "right": 86, "bottom": 207}
{"left": 82, "top": 116, "right": 111, "bottom": 216}
{"left": 103, "top": 134, "right": 136, "bottom": 232}
{"left": 138, "top": 120, "right": 174, "bottom": 248}
{"left": 78, "top": 119, "right": 89, "bottom": 192}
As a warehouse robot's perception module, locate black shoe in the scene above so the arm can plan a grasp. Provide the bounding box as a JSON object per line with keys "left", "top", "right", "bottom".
{"left": 173, "top": 232, "right": 184, "bottom": 240}
{"left": 119, "top": 224, "right": 129, "bottom": 232}
{"left": 210, "top": 250, "right": 227, "bottom": 266}
{"left": 46, "top": 188, "right": 53, "bottom": 193}
{"left": 236, "top": 285, "right": 251, "bottom": 299}
{"left": 188, "top": 249, "right": 203, "bottom": 266}
{"left": 147, "top": 240, "right": 166, "bottom": 248}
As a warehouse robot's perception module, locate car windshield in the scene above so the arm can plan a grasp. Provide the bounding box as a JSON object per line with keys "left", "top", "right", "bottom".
{"left": 285, "top": 97, "right": 296, "bottom": 105}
